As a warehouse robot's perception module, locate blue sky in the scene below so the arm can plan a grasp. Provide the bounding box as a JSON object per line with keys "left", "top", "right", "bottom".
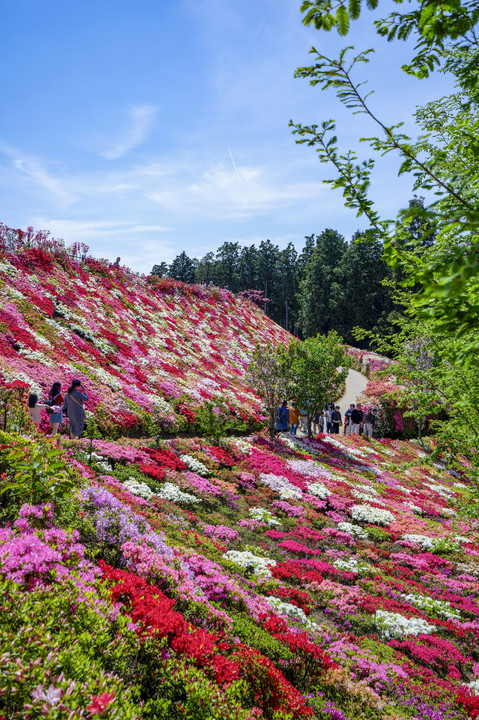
{"left": 0, "top": 0, "right": 450, "bottom": 274}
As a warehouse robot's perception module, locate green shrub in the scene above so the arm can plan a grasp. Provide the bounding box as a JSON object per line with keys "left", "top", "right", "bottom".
{"left": 0, "top": 432, "right": 77, "bottom": 512}
{"left": 0, "top": 579, "right": 140, "bottom": 719}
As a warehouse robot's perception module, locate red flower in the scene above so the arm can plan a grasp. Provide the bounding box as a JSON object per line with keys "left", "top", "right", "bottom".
{"left": 86, "top": 692, "right": 115, "bottom": 715}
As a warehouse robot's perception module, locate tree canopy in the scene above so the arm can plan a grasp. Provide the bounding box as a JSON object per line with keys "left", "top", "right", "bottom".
{"left": 292, "top": 0, "right": 479, "bottom": 474}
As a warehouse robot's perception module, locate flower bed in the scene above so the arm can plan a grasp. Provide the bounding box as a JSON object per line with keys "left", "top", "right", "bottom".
{"left": 1, "top": 428, "right": 478, "bottom": 719}
{"left": 0, "top": 246, "right": 292, "bottom": 434}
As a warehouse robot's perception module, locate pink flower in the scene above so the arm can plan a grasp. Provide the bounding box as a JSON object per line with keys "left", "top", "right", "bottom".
{"left": 31, "top": 684, "right": 63, "bottom": 706}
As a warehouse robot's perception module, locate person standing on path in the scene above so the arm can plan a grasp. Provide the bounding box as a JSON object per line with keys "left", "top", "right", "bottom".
{"left": 63, "top": 379, "right": 89, "bottom": 439}
{"left": 318, "top": 411, "right": 325, "bottom": 435}
{"left": 344, "top": 403, "right": 355, "bottom": 435}
{"left": 289, "top": 402, "right": 300, "bottom": 437}
{"left": 325, "top": 405, "right": 332, "bottom": 434}
{"left": 364, "top": 407, "right": 376, "bottom": 438}
{"left": 350, "top": 403, "right": 363, "bottom": 434}
{"left": 331, "top": 405, "right": 342, "bottom": 434}
{"left": 274, "top": 400, "right": 289, "bottom": 435}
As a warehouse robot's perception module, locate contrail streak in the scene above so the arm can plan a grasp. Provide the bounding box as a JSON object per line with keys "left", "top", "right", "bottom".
{"left": 228, "top": 145, "right": 250, "bottom": 216}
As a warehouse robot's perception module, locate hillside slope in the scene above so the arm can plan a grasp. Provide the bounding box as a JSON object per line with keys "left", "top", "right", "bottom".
{"left": 0, "top": 246, "right": 291, "bottom": 433}
{"left": 1, "top": 430, "right": 478, "bottom": 719}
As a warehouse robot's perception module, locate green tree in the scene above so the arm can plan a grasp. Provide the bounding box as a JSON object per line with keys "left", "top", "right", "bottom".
{"left": 238, "top": 245, "right": 259, "bottom": 290}
{"left": 246, "top": 343, "right": 289, "bottom": 438}
{"left": 291, "top": 4, "right": 479, "bottom": 349}
{"left": 257, "top": 239, "right": 280, "bottom": 316}
{"left": 297, "top": 229, "right": 347, "bottom": 337}
{"left": 169, "top": 251, "right": 198, "bottom": 283}
{"left": 216, "top": 242, "right": 241, "bottom": 291}
{"left": 196, "top": 252, "right": 218, "bottom": 285}
{"left": 290, "top": 0, "right": 479, "bottom": 476}
{"left": 151, "top": 262, "right": 169, "bottom": 277}
{"left": 335, "top": 232, "right": 393, "bottom": 345}
{"left": 277, "top": 242, "right": 299, "bottom": 333}
{"left": 286, "top": 332, "right": 350, "bottom": 435}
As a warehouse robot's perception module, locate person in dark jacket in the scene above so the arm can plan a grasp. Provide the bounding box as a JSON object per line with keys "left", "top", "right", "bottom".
{"left": 274, "top": 400, "right": 289, "bottom": 434}
{"left": 350, "top": 403, "right": 363, "bottom": 434}
{"left": 331, "top": 405, "right": 342, "bottom": 434}
{"left": 63, "top": 379, "right": 89, "bottom": 439}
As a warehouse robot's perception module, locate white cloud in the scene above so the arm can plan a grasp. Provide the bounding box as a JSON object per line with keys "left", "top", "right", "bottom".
{"left": 149, "top": 161, "right": 326, "bottom": 218}
{"left": 31, "top": 218, "right": 170, "bottom": 239}
{"left": 0, "top": 141, "right": 77, "bottom": 205}
{"left": 31, "top": 217, "right": 174, "bottom": 274}
{"left": 96, "top": 105, "right": 158, "bottom": 160}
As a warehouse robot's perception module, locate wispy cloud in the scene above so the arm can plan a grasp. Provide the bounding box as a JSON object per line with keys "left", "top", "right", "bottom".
{"left": 0, "top": 141, "right": 77, "bottom": 205}
{"left": 31, "top": 218, "right": 174, "bottom": 273}
{"left": 97, "top": 105, "right": 158, "bottom": 160}
{"left": 31, "top": 218, "right": 170, "bottom": 238}
{"left": 149, "top": 161, "right": 326, "bottom": 219}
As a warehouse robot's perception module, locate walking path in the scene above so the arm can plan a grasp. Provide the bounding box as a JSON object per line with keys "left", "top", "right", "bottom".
{"left": 294, "top": 369, "right": 368, "bottom": 437}
{"left": 337, "top": 368, "right": 368, "bottom": 418}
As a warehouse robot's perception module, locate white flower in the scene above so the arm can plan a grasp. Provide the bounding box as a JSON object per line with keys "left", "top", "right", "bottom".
{"left": 224, "top": 550, "right": 276, "bottom": 577}
{"left": 279, "top": 487, "right": 302, "bottom": 501}
{"left": 355, "top": 483, "right": 379, "bottom": 496}
{"left": 351, "top": 489, "right": 385, "bottom": 504}
{"left": 350, "top": 505, "right": 395, "bottom": 526}
{"left": 401, "top": 533, "right": 435, "bottom": 549}
{"left": 259, "top": 473, "right": 303, "bottom": 499}
{"left": 233, "top": 439, "right": 254, "bottom": 455}
{"left": 157, "top": 482, "right": 201, "bottom": 504}
{"left": 400, "top": 533, "right": 461, "bottom": 552}
{"left": 333, "top": 557, "right": 372, "bottom": 575}
{"left": 424, "top": 481, "right": 454, "bottom": 499}
{"left": 281, "top": 437, "right": 299, "bottom": 450}
{"left": 265, "top": 596, "right": 316, "bottom": 628}
{"left": 401, "top": 592, "right": 461, "bottom": 621}
{"left": 249, "top": 507, "right": 282, "bottom": 528}
{"left": 374, "top": 610, "right": 436, "bottom": 639}
{"left": 287, "top": 458, "right": 332, "bottom": 478}
{"left": 123, "top": 479, "right": 154, "bottom": 499}
{"left": 307, "top": 483, "right": 329, "bottom": 499}
{"left": 466, "top": 679, "right": 479, "bottom": 696}
{"left": 406, "top": 502, "right": 423, "bottom": 514}
{"left": 337, "top": 521, "right": 367, "bottom": 539}
{"left": 180, "top": 454, "right": 210, "bottom": 477}
{"left": 0, "top": 261, "right": 19, "bottom": 276}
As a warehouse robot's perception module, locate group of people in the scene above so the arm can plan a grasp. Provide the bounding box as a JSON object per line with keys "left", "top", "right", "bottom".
{"left": 344, "top": 403, "right": 378, "bottom": 438}
{"left": 275, "top": 400, "right": 378, "bottom": 438}
{"left": 27, "top": 379, "right": 89, "bottom": 439}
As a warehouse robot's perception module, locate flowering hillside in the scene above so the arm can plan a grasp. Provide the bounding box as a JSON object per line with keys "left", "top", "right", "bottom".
{"left": 2, "top": 429, "right": 479, "bottom": 719}
{"left": 0, "top": 245, "right": 291, "bottom": 434}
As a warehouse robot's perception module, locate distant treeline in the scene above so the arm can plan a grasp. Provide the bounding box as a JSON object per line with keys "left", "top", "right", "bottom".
{"left": 151, "top": 216, "right": 430, "bottom": 347}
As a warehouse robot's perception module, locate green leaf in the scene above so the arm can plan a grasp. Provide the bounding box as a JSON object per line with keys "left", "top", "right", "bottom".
{"left": 349, "top": 0, "right": 361, "bottom": 20}
{"left": 336, "top": 5, "right": 350, "bottom": 35}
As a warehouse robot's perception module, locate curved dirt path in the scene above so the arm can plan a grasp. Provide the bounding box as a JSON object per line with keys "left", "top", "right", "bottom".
{"left": 337, "top": 368, "right": 368, "bottom": 418}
